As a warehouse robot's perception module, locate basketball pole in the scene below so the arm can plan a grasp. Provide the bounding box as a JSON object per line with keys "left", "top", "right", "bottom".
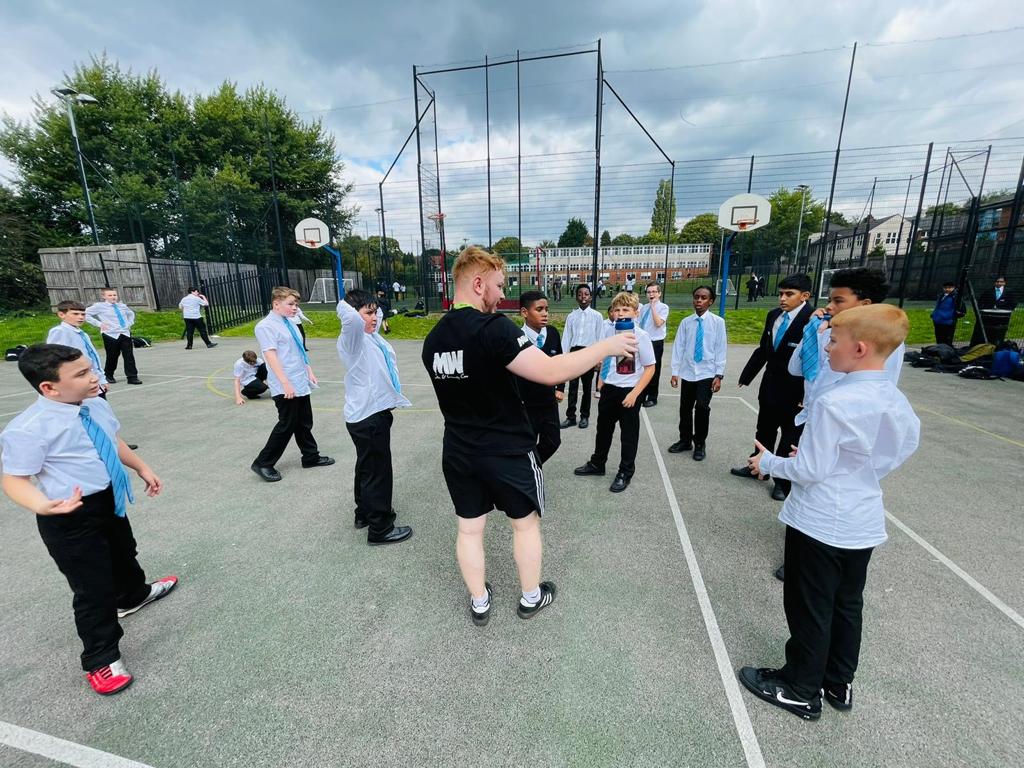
{"left": 718, "top": 231, "right": 738, "bottom": 318}
{"left": 321, "top": 244, "right": 344, "bottom": 300}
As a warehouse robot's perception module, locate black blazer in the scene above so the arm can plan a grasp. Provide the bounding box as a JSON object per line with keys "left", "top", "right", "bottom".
{"left": 516, "top": 325, "right": 564, "bottom": 407}
{"left": 738, "top": 303, "right": 815, "bottom": 406}
{"left": 978, "top": 288, "right": 1017, "bottom": 312}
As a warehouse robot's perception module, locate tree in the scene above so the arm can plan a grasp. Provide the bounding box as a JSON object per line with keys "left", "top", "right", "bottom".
{"left": 558, "top": 217, "right": 589, "bottom": 247}
{"left": 925, "top": 202, "right": 964, "bottom": 217}
{"left": 537, "top": 239, "right": 557, "bottom": 249}
{"left": 741, "top": 187, "right": 829, "bottom": 268}
{"left": 491, "top": 236, "right": 523, "bottom": 257}
{"left": 649, "top": 179, "right": 677, "bottom": 240}
{"left": 679, "top": 213, "right": 720, "bottom": 247}
{"left": 600, "top": 230, "right": 611, "bottom": 246}
{"left": 611, "top": 233, "right": 637, "bottom": 246}
{"left": 0, "top": 185, "right": 47, "bottom": 309}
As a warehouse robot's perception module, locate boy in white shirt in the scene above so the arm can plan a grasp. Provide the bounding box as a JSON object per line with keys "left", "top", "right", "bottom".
{"left": 739, "top": 304, "right": 920, "bottom": 721}
{"left": 85, "top": 288, "right": 140, "bottom": 385}
{"left": 233, "top": 350, "right": 268, "bottom": 404}
{"left": 336, "top": 289, "right": 413, "bottom": 545}
{"left": 669, "top": 286, "right": 727, "bottom": 461}
{"left": 293, "top": 306, "right": 313, "bottom": 351}
{"left": 639, "top": 282, "right": 670, "bottom": 407}
{"left": 574, "top": 291, "right": 656, "bottom": 493}
{"left": 560, "top": 284, "right": 605, "bottom": 429}
{"left": 0, "top": 344, "right": 177, "bottom": 696}
{"left": 250, "top": 287, "right": 334, "bottom": 482}
{"left": 47, "top": 301, "right": 108, "bottom": 396}
{"left": 178, "top": 287, "right": 217, "bottom": 349}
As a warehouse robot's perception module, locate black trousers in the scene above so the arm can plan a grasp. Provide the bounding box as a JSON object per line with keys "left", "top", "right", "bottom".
{"left": 590, "top": 384, "right": 641, "bottom": 478}
{"left": 526, "top": 402, "right": 562, "bottom": 465}
{"left": 642, "top": 339, "right": 665, "bottom": 403}
{"left": 102, "top": 334, "right": 138, "bottom": 380}
{"left": 36, "top": 487, "right": 150, "bottom": 671}
{"left": 184, "top": 317, "right": 212, "bottom": 347}
{"left": 253, "top": 394, "right": 321, "bottom": 468}
{"left": 241, "top": 363, "right": 269, "bottom": 399}
{"left": 753, "top": 399, "right": 803, "bottom": 493}
{"left": 933, "top": 322, "right": 955, "bottom": 346}
{"left": 565, "top": 346, "right": 595, "bottom": 420}
{"left": 679, "top": 377, "right": 714, "bottom": 445}
{"left": 346, "top": 410, "right": 397, "bottom": 537}
{"left": 780, "top": 526, "right": 874, "bottom": 699}
{"left": 297, "top": 323, "right": 308, "bottom": 351}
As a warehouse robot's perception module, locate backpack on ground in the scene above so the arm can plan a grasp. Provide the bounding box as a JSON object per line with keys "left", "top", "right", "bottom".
{"left": 991, "top": 349, "right": 1023, "bottom": 378}
{"left": 5, "top": 345, "right": 27, "bottom": 361}
{"left": 959, "top": 343, "right": 996, "bottom": 363}
{"left": 958, "top": 365, "right": 1000, "bottom": 380}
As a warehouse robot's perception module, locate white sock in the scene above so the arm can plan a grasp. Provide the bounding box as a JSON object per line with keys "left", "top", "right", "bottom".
{"left": 471, "top": 592, "right": 490, "bottom": 613}
{"left": 521, "top": 587, "right": 541, "bottom": 607}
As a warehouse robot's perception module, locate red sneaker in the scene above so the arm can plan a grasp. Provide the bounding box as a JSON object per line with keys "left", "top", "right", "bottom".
{"left": 86, "top": 659, "right": 133, "bottom": 695}
{"left": 118, "top": 575, "right": 178, "bottom": 619}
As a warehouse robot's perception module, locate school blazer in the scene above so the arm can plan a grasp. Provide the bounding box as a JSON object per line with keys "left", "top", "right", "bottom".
{"left": 978, "top": 289, "right": 1017, "bottom": 312}
{"left": 738, "top": 304, "right": 815, "bottom": 406}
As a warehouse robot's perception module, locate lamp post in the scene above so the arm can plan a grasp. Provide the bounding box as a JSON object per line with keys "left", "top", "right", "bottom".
{"left": 794, "top": 184, "right": 810, "bottom": 269}
{"left": 52, "top": 87, "right": 100, "bottom": 246}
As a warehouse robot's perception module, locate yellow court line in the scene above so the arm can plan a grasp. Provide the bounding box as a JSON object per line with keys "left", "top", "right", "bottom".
{"left": 917, "top": 405, "right": 1024, "bottom": 449}
{"left": 204, "top": 366, "right": 436, "bottom": 413}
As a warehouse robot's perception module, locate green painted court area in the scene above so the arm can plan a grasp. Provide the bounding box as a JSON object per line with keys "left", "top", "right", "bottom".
{"left": 0, "top": 337, "right": 1021, "bottom": 768}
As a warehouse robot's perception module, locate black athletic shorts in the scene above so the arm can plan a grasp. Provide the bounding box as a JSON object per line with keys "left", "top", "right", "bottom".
{"left": 441, "top": 450, "right": 545, "bottom": 520}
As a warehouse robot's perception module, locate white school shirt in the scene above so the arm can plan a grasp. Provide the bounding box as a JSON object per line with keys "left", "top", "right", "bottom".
{"left": 292, "top": 308, "right": 310, "bottom": 326}
{"left": 85, "top": 301, "right": 135, "bottom": 338}
{"left": 254, "top": 312, "right": 311, "bottom": 397}
{"left": 789, "top": 325, "right": 904, "bottom": 426}
{"left": 624, "top": 278, "right": 635, "bottom": 291}
{"left": 671, "top": 312, "right": 727, "bottom": 381}
{"left": 562, "top": 306, "right": 605, "bottom": 349}
{"left": 759, "top": 371, "right": 920, "bottom": 549}
{"left": 393, "top": 281, "right": 401, "bottom": 293}
{"left": 772, "top": 303, "right": 805, "bottom": 347}
{"left": 178, "top": 294, "right": 208, "bottom": 319}
{"left": 638, "top": 301, "right": 670, "bottom": 341}
{"left": 374, "top": 307, "right": 384, "bottom": 336}
{"left": 233, "top": 357, "right": 263, "bottom": 386}
{"left": 46, "top": 322, "right": 107, "bottom": 386}
{"left": 336, "top": 300, "right": 411, "bottom": 423}
{"left": 0, "top": 395, "right": 121, "bottom": 499}
{"left": 600, "top": 322, "right": 656, "bottom": 388}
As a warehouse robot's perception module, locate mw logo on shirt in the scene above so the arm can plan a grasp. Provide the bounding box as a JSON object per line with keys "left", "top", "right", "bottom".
{"left": 432, "top": 350, "right": 467, "bottom": 379}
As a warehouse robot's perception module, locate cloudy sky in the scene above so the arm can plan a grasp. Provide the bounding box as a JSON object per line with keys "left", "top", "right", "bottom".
{"left": 2, "top": 1, "right": 1022, "bottom": 247}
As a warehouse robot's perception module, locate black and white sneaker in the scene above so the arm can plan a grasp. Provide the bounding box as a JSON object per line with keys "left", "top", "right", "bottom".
{"left": 517, "top": 581, "right": 557, "bottom": 620}
{"left": 823, "top": 682, "right": 853, "bottom": 711}
{"left": 737, "top": 666, "right": 822, "bottom": 721}
{"left": 471, "top": 582, "right": 493, "bottom": 627}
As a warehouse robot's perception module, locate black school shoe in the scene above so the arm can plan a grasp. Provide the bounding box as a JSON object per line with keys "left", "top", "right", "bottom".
{"left": 302, "top": 456, "right": 336, "bottom": 468}
{"left": 609, "top": 473, "right": 629, "bottom": 493}
{"left": 471, "top": 582, "right": 494, "bottom": 627}
{"left": 823, "top": 682, "right": 853, "bottom": 711}
{"left": 574, "top": 462, "right": 605, "bottom": 476}
{"left": 641, "top": 399, "right": 656, "bottom": 408}
{"left": 668, "top": 441, "right": 692, "bottom": 453}
{"left": 251, "top": 463, "right": 282, "bottom": 482}
{"left": 127, "top": 378, "right": 142, "bottom": 385}
{"left": 517, "top": 581, "right": 557, "bottom": 619}
{"left": 737, "top": 666, "right": 822, "bottom": 721}
{"left": 578, "top": 417, "right": 590, "bottom": 429}
{"left": 368, "top": 525, "right": 413, "bottom": 546}
{"left": 560, "top": 418, "right": 576, "bottom": 429}
{"left": 693, "top": 445, "right": 706, "bottom": 461}
{"left": 770, "top": 483, "right": 788, "bottom": 501}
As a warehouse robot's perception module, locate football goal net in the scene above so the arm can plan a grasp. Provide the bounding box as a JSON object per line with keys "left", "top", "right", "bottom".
{"left": 715, "top": 278, "right": 737, "bottom": 297}
{"left": 308, "top": 277, "right": 353, "bottom": 304}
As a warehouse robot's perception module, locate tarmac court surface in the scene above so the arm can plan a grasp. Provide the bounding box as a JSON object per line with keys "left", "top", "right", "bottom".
{"left": 0, "top": 336, "right": 1021, "bottom": 767}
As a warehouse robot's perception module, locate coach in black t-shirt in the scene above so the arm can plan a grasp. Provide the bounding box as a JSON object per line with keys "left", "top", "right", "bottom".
{"left": 422, "top": 247, "right": 636, "bottom": 627}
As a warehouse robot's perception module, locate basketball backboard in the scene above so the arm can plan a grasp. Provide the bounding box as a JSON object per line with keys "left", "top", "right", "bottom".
{"left": 294, "top": 217, "right": 329, "bottom": 249}
{"left": 718, "top": 193, "right": 771, "bottom": 232}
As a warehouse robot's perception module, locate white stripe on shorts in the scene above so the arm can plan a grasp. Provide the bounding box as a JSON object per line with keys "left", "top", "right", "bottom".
{"left": 528, "top": 451, "right": 545, "bottom": 515}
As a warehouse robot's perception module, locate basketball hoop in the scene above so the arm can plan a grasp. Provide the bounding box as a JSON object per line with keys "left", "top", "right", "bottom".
{"left": 735, "top": 219, "right": 758, "bottom": 232}
{"left": 304, "top": 240, "right": 319, "bottom": 249}
{"left": 427, "top": 212, "right": 446, "bottom": 232}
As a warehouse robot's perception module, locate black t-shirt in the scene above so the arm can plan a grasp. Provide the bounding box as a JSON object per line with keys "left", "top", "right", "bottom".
{"left": 422, "top": 307, "right": 535, "bottom": 455}
{"left": 516, "top": 325, "right": 563, "bottom": 407}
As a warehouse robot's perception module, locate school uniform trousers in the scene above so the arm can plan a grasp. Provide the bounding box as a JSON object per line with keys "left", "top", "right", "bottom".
{"left": 525, "top": 403, "right": 561, "bottom": 465}
{"left": 678, "top": 377, "right": 714, "bottom": 445}
{"left": 780, "top": 525, "right": 874, "bottom": 699}
{"left": 589, "top": 384, "right": 640, "bottom": 479}
{"left": 102, "top": 334, "right": 138, "bottom": 380}
{"left": 738, "top": 304, "right": 813, "bottom": 493}
{"left": 346, "top": 409, "right": 397, "bottom": 537}
{"left": 644, "top": 339, "right": 665, "bottom": 403}
{"left": 184, "top": 317, "right": 213, "bottom": 347}
{"left": 35, "top": 486, "right": 151, "bottom": 671}
{"left": 253, "top": 395, "right": 320, "bottom": 468}
{"left": 241, "top": 363, "right": 269, "bottom": 399}
{"left": 565, "top": 346, "right": 595, "bottom": 420}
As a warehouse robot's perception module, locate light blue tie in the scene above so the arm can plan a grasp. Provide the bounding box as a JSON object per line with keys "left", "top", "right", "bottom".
{"left": 694, "top": 317, "right": 704, "bottom": 363}
{"left": 535, "top": 330, "right": 546, "bottom": 349}
{"left": 112, "top": 303, "right": 127, "bottom": 329}
{"left": 640, "top": 306, "right": 651, "bottom": 329}
{"left": 372, "top": 335, "right": 401, "bottom": 393}
{"left": 79, "top": 405, "right": 133, "bottom": 517}
{"left": 77, "top": 329, "right": 102, "bottom": 371}
{"left": 773, "top": 312, "right": 791, "bottom": 350}
{"left": 801, "top": 317, "right": 822, "bottom": 381}
{"left": 282, "top": 318, "right": 310, "bottom": 365}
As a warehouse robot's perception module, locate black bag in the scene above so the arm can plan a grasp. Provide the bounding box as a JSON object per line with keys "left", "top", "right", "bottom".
{"left": 920, "top": 343, "right": 960, "bottom": 363}
{"left": 957, "top": 365, "right": 1000, "bottom": 380}
{"left": 5, "top": 344, "right": 27, "bottom": 361}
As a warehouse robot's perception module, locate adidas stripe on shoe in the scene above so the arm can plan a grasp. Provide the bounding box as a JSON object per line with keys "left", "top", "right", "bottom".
{"left": 517, "top": 581, "right": 557, "bottom": 619}
{"left": 86, "top": 659, "right": 133, "bottom": 695}
{"left": 117, "top": 575, "right": 178, "bottom": 619}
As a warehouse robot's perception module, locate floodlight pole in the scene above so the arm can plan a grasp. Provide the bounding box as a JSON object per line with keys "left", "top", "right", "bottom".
{"left": 814, "top": 42, "right": 857, "bottom": 306}
{"left": 485, "top": 55, "right": 492, "bottom": 249}
{"left": 517, "top": 50, "right": 522, "bottom": 280}
{"left": 264, "top": 113, "right": 288, "bottom": 285}
{"left": 794, "top": 185, "right": 809, "bottom": 267}
{"left": 591, "top": 39, "right": 603, "bottom": 298}
{"left": 897, "top": 142, "right": 933, "bottom": 307}
{"left": 413, "top": 65, "right": 429, "bottom": 311}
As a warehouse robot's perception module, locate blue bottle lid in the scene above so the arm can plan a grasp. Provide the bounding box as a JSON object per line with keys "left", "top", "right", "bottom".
{"left": 614, "top": 318, "right": 634, "bottom": 331}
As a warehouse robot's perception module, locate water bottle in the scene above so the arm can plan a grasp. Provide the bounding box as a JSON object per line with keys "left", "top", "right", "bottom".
{"left": 614, "top": 318, "right": 635, "bottom": 375}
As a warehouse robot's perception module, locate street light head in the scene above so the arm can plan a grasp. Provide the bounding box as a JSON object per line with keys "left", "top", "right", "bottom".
{"left": 52, "top": 87, "right": 78, "bottom": 98}
{"left": 797, "top": 184, "right": 810, "bottom": 191}
{"left": 51, "top": 87, "right": 98, "bottom": 105}
{"left": 75, "top": 93, "right": 99, "bottom": 105}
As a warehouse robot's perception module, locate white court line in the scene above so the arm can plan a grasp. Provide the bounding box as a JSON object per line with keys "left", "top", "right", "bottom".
{"left": 0, "top": 720, "right": 154, "bottom": 768}
{"left": 640, "top": 409, "right": 766, "bottom": 768}
{"left": 733, "top": 393, "right": 1024, "bottom": 631}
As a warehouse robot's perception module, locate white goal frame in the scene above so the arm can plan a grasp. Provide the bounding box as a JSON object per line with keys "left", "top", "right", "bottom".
{"left": 715, "top": 278, "right": 737, "bottom": 297}
{"left": 308, "top": 277, "right": 353, "bottom": 304}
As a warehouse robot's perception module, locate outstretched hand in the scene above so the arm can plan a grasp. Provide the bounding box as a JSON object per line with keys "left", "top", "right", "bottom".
{"left": 38, "top": 487, "right": 83, "bottom": 516}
